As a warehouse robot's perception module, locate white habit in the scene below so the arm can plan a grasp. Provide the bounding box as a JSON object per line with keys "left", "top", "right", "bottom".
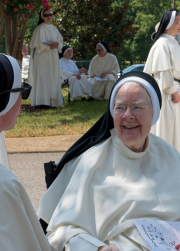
{"left": 88, "top": 53, "right": 120, "bottom": 100}
{"left": 60, "top": 57, "right": 92, "bottom": 100}
{"left": 144, "top": 33, "right": 180, "bottom": 152}
{"left": 37, "top": 129, "right": 180, "bottom": 251}
{"left": 0, "top": 163, "right": 51, "bottom": 251}
{"left": 29, "top": 23, "right": 63, "bottom": 107}
{"left": 22, "top": 55, "right": 30, "bottom": 82}
{"left": 0, "top": 131, "right": 10, "bottom": 170}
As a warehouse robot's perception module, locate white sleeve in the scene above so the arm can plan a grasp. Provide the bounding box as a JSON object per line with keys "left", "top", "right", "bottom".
{"left": 36, "top": 43, "right": 50, "bottom": 54}
{"left": 154, "top": 70, "right": 177, "bottom": 94}
{"left": 65, "top": 234, "right": 105, "bottom": 251}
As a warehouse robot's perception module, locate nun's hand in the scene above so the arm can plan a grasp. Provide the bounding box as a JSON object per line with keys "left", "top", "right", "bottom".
{"left": 98, "top": 245, "right": 120, "bottom": 251}
{"left": 73, "top": 74, "right": 81, "bottom": 80}
{"left": 172, "top": 91, "right": 180, "bottom": 103}
{"left": 80, "top": 68, "right": 88, "bottom": 74}
{"left": 48, "top": 42, "right": 59, "bottom": 49}
{"left": 100, "top": 72, "right": 107, "bottom": 78}
{"left": 175, "top": 243, "right": 180, "bottom": 250}
{"left": 90, "top": 75, "right": 97, "bottom": 78}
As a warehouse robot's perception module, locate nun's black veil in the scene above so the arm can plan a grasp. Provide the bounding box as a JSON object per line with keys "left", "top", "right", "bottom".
{"left": 153, "top": 10, "right": 178, "bottom": 43}
{"left": 98, "top": 41, "right": 111, "bottom": 53}
{"left": 59, "top": 46, "right": 72, "bottom": 59}
{"left": 40, "top": 71, "right": 161, "bottom": 233}
{"left": 0, "top": 55, "right": 14, "bottom": 112}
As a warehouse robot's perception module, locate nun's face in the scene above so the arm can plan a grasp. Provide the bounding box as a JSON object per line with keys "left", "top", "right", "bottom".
{"left": 43, "top": 10, "right": 53, "bottom": 25}
{"left": 168, "top": 15, "right": 180, "bottom": 35}
{"left": 113, "top": 84, "right": 153, "bottom": 152}
{"left": 1, "top": 93, "right": 22, "bottom": 131}
{"left": 96, "top": 45, "right": 107, "bottom": 57}
{"left": 22, "top": 45, "right": 28, "bottom": 57}
{"left": 64, "top": 49, "right": 73, "bottom": 60}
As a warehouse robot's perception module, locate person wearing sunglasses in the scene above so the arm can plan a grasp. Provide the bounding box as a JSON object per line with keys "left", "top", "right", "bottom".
{"left": 28, "top": 8, "right": 63, "bottom": 108}
{"left": 88, "top": 41, "right": 120, "bottom": 100}
{"left": 0, "top": 54, "right": 51, "bottom": 251}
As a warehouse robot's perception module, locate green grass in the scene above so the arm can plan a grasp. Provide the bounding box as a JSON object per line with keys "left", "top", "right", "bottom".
{"left": 5, "top": 90, "right": 108, "bottom": 138}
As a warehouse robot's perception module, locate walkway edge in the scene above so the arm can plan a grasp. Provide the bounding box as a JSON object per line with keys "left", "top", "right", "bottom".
{"left": 6, "top": 134, "right": 83, "bottom": 153}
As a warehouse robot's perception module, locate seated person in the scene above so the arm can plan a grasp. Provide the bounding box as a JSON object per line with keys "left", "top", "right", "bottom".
{"left": 22, "top": 43, "right": 30, "bottom": 82}
{"left": 38, "top": 71, "right": 180, "bottom": 251}
{"left": 60, "top": 46, "right": 94, "bottom": 101}
{"left": 0, "top": 131, "right": 10, "bottom": 170}
{"left": 0, "top": 54, "right": 51, "bottom": 251}
{"left": 88, "top": 41, "right": 120, "bottom": 100}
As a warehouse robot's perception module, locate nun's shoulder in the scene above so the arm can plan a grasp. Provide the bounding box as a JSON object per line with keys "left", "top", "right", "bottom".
{"left": 107, "top": 53, "right": 117, "bottom": 59}
{"left": 90, "top": 54, "right": 99, "bottom": 62}
{"left": 149, "top": 133, "right": 180, "bottom": 158}
{"left": 0, "top": 164, "right": 23, "bottom": 193}
{"left": 51, "top": 24, "right": 61, "bottom": 33}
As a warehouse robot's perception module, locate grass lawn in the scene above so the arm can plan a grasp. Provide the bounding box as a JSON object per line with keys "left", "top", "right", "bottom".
{"left": 5, "top": 89, "right": 108, "bottom": 138}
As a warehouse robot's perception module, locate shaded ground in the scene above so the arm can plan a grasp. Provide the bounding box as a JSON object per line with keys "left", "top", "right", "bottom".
{"left": 9, "top": 152, "right": 65, "bottom": 211}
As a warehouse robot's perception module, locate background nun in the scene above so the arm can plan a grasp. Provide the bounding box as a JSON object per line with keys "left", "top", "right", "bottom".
{"left": 28, "top": 8, "right": 63, "bottom": 108}
{"left": 88, "top": 41, "right": 120, "bottom": 100}
{"left": 60, "top": 46, "right": 94, "bottom": 101}
{"left": 144, "top": 10, "right": 180, "bottom": 152}
{"left": 0, "top": 54, "right": 51, "bottom": 251}
{"left": 38, "top": 72, "right": 180, "bottom": 251}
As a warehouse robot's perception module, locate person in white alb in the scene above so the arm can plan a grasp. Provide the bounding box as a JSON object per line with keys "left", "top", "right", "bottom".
{"left": 88, "top": 41, "right": 120, "bottom": 100}
{"left": 0, "top": 131, "right": 10, "bottom": 170}
{"left": 28, "top": 8, "right": 63, "bottom": 107}
{"left": 22, "top": 43, "right": 30, "bottom": 82}
{"left": 60, "top": 46, "right": 94, "bottom": 101}
{"left": 144, "top": 10, "right": 180, "bottom": 152}
{"left": 0, "top": 54, "right": 51, "bottom": 251}
{"left": 38, "top": 71, "right": 180, "bottom": 251}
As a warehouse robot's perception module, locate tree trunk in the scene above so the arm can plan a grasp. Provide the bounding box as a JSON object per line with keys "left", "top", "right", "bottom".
{"left": 0, "top": 1, "right": 41, "bottom": 62}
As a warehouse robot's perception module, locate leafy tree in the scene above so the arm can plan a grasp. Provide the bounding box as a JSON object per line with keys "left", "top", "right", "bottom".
{"left": 0, "top": 0, "right": 51, "bottom": 60}
{"left": 114, "top": 0, "right": 177, "bottom": 61}
{"left": 51, "top": 0, "right": 139, "bottom": 60}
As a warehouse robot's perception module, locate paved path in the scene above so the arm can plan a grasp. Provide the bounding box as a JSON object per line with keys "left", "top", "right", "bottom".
{"left": 6, "top": 134, "right": 83, "bottom": 153}
{"left": 9, "top": 152, "right": 65, "bottom": 211}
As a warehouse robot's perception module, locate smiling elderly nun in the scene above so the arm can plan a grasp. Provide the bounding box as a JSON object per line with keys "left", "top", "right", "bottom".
{"left": 38, "top": 71, "right": 180, "bottom": 251}
{"left": 0, "top": 54, "right": 51, "bottom": 251}
{"left": 144, "top": 10, "right": 180, "bottom": 152}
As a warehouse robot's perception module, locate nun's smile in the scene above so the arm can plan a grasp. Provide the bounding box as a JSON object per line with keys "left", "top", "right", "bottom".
{"left": 113, "top": 83, "right": 153, "bottom": 152}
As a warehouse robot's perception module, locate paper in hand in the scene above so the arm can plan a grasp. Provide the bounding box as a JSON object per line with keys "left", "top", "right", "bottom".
{"left": 94, "top": 77, "right": 108, "bottom": 81}
{"left": 135, "top": 220, "right": 180, "bottom": 251}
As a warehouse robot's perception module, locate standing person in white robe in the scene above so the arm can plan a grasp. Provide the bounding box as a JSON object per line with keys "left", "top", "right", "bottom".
{"left": 22, "top": 43, "right": 30, "bottom": 82}
{"left": 28, "top": 8, "right": 63, "bottom": 108}
{"left": 88, "top": 41, "right": 120, "bottom": 100}
{"left": 60, "top": 46, "right": 94, "bottom": 101}
{"left": 0, "top": 131, "right": 10, "bottom": 170}
{"left": 144, "top": 10, "right": 180, "bottom": 152}
{"left": 0, "top": 54, "right": 51, "bottom": 251}
{"left": 38, "top": 71, "right": 180, "bottom": 251}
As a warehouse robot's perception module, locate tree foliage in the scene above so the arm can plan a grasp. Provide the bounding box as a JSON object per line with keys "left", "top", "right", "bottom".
{"left": 51, "top": 0, "right": 139, "bottom": 60}
{"left": 0, "top": 0, "right": 51, "bottom": 60}
{"left": 113, "top": 0, "right": 179, "bottom": 61}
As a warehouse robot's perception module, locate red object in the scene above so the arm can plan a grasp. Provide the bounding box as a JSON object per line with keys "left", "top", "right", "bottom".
{"left": 14, "top": 7, "right": 19, "bottom": 13}
{"left": 44, "top": 4, "right": 50, "bottom": 9}
{"left": 27, "top": 4, "right": 33, "bottom": 10}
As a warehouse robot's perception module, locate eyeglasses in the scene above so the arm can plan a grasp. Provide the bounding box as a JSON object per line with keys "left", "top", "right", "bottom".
{"left": 96, "top": 49, "right": 103, "bottom": 52}
{"left": 0, "top": 82, "right": 32, "bottom": 100}
{"left": 113, "top": 103, "right": 149, "bottom": 115}
{"left": 43, "top": 14, "right": 53, "bottom": 17}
